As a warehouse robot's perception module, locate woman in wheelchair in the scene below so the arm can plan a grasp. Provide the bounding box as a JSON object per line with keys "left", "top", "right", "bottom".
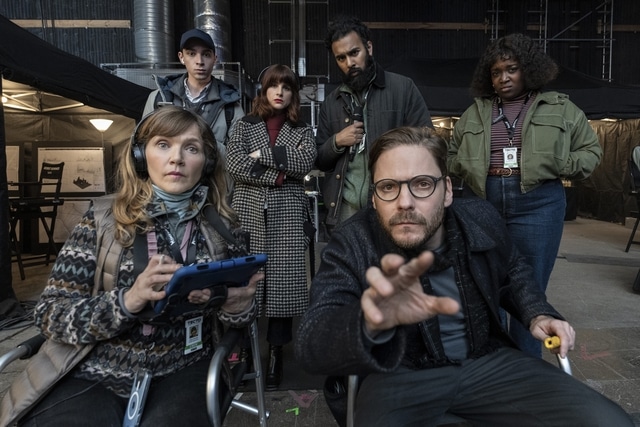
{"left": 1, "top": 107, "right": 262, "bottom": 427}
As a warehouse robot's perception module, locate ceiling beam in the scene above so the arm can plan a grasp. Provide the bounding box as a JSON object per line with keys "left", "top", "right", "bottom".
{"left": 364, "top": 21, "right": 501, "bottom": 31}
{"left": 364, "top": 21, "right": 640, "bottom": 33}
{"left": 11, "top": 19, "right": 130, "bottom": 29}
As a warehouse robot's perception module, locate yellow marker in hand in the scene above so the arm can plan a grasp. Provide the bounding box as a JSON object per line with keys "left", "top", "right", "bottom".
{"left": 544, "top": 336, "right": 561, "bottom": 349}
{"left": 544, "top": 336, "right": 572, "bottom": 375}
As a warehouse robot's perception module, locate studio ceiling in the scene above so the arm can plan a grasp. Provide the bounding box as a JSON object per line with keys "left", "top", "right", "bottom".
{"left": 1, "top": 78, "right": 88, "bottom": 114}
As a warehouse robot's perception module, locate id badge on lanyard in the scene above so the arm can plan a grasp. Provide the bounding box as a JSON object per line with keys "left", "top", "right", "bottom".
{"left": 496, "top": 92, "right": 531, "bottom": 169}
{"left": 503, "top": 147, "right": 518, "bottom": 168}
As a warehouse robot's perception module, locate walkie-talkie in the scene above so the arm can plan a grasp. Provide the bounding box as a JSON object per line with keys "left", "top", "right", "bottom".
{"left": 349, "top": 106, "right": 365, "bottom": 162}
{"left": 351, "top": 105, "right": 364, "bottom": 123}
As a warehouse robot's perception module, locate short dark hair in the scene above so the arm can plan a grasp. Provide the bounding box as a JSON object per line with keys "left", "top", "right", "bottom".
{"left": 325, "top": 15, "right": 371, "bottom": 51}
{"left": 470, "top": 33, "right": 559, "bottom": 98}
{"left": 369, "top": 127, "right": 448, "bottom": 181}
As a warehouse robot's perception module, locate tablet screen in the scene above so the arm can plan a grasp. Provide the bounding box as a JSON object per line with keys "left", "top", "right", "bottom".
{"left": 154, "top": 253, "right": 267, "bottom": 316}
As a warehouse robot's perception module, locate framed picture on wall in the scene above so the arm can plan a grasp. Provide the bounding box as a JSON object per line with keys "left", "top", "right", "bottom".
{"left": 26, "top": 142, "right": 112, "bottom": 251}
{"left": 35, "top": 142, "right": 112, "bottom": 197}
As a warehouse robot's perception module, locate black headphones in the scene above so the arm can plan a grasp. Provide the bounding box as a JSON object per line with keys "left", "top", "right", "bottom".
{"left": 130, "top": 109, "right": 217, "bottom": 179}
{"left": 255, "top": 65, "right": 301, "bottom": 95}
{"left": 130, "top": 113, "right": 151, "bottom": 178}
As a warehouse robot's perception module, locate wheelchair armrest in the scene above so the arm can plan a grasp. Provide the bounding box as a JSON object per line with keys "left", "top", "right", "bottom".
{"left": 206, "top": 327, "right": 244, "bottom": 427}
{"left": 0, "top": 335, "right": 45, "bottom": 373}
{"left": 216, "top": 327, "right": 243, "bottom": 358}
{"left": 555, "top": 353, "right": 572, "bottom": 375}
{"left": 545, "top": 336, "right": 572, "bottom": 375}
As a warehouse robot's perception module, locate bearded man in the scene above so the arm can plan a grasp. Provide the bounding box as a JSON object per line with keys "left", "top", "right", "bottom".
{"left": 315, "top": 15, "right": 432, "bottom": 233}
{"left": 296, "top": 127, "right": 633, "bottom": 427}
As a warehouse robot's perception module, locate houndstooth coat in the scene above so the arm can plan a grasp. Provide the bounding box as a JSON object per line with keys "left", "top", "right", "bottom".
{"left": 227, "top": 115, "right": 317, "bottom": 317}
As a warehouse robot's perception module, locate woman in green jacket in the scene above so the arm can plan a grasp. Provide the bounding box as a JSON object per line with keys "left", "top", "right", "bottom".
{"left": 448, "top": 33, "right": 602, "bottom": 358}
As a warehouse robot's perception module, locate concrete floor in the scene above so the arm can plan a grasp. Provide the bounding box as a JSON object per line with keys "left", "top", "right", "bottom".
{"left": 1, "top": 216, "right": 640, "bottom": 426}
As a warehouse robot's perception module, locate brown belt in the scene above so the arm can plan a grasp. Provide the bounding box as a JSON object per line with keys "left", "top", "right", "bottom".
{"left": 487, "top": 167, "right": 520, "bottom": 176}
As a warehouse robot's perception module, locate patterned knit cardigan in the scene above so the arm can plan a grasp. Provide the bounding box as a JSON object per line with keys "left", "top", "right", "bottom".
{"left": 0, "top": 195, "right": 256, "bottom": 426}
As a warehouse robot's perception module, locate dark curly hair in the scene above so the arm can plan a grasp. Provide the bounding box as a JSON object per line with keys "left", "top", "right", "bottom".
{"left": 470, "top": 33, "right": 558, "bottom": 98}
{"left": 324, "top": 15, "right": 371, "bottom": 51}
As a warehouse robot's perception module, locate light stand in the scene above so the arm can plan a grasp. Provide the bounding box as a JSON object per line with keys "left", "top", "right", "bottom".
{"left": 89, "top": 119, "right": 113, "bottom": 143}
{"left": 89, "top": 119, "right": 113, "bottom": 194}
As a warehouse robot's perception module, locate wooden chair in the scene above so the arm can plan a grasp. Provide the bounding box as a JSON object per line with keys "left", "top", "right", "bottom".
{"left": 9, "top": 162, "right": 65, "bottom": 279}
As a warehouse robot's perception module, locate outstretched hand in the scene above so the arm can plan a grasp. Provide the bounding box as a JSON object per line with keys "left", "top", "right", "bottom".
{"left": 362, "top": 251, "right": 460, "bottom": 337}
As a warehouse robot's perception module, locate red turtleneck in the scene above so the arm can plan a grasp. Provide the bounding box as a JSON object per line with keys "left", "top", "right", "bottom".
{"left": 266, "top": 113, "right": 287, "bottom": 186}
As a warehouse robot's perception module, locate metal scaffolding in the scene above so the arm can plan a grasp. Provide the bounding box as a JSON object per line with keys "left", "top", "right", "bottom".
{"left": 267, "top": 0, "right": 329, "bottom": 129}
{"left": 488, "top": 0, "right": 615, "bottom": 82}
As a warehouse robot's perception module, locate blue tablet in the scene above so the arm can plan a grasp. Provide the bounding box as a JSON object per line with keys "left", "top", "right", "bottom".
{"left": 153, "top": 253, "right": 267, "bottom": 316}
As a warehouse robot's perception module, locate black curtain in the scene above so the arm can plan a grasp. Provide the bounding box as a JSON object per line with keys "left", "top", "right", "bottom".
{"left": 0, "top": 76, "right": 20, "bottom": 316}
{"left": 0, "top": 14, "right": 149, "bottom": 119}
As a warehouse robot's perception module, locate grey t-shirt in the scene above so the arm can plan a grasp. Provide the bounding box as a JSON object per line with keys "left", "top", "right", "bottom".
{"left": 430, "top": 265, "right": 468, "bottom": 361}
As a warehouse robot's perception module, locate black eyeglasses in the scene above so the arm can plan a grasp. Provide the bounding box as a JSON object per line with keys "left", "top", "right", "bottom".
{"left": 372, "top": 175, "right": 444, "bottom": 201}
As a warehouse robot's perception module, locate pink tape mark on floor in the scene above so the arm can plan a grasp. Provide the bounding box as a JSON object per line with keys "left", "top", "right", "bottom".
{"left": 288, "top": 390, "right": 319, "bottom": 408}
{"left": 579, "top": 344, "right": 612, "bottom": 361}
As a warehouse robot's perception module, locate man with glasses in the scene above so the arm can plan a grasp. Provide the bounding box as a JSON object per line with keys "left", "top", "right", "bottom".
{"left": 296, "top": 126, "right": 632, "bottom": 426}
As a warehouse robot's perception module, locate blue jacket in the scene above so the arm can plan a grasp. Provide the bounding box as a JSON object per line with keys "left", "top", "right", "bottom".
{"left": 295, "top": 197, "right": 562, "bottom": 376}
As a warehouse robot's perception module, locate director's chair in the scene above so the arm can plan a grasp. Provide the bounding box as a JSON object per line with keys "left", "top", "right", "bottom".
{"left": 9, "top": 162, "right": 65, "bottom": 280}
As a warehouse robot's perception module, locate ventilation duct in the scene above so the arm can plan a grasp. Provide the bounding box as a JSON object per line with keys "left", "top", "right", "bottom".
{"left": 133, "top": 0, "right": 174, "bottom": 64}
{"left": 193, "top": 0, "right": 232, "bottom": 64}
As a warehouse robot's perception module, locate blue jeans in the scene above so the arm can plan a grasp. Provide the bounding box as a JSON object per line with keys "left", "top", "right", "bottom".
{"left": 485, "top": 177, "right": 566, "bottom": 358}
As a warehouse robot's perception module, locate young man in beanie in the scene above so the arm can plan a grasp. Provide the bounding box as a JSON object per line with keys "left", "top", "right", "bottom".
{"left": 143, "top": 28, "right": 243, "bottom": 157}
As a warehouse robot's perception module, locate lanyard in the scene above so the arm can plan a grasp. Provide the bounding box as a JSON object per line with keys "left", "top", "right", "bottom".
{"left": 493, "top": 92, "right": 531, "bottom": 144}
{"left": 156, "top": 217, "right": 198, "bottom": 265}
{"left": 347, "top": 89, "right": 369, "bottom": 162}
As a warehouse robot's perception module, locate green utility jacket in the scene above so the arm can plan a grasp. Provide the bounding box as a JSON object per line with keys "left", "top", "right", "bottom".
{"left": 448, "top": 91, "right": 602, "bottom": 198}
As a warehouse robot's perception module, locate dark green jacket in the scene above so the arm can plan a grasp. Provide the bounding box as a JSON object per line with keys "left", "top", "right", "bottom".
{"left": 449, "top": 91, "right": 602, "bottom": 198}
{"left": 315, "top": 63, "right": 432, "bottom": 227}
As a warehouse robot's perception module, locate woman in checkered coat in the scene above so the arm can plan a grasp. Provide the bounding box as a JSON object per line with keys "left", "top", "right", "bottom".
{"left": 227, "top": 64, "right": 317, "bottom": 389}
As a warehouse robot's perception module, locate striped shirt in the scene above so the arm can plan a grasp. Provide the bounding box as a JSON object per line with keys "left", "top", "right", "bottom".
{"left": 489, "top": 92, "right": 537, "bottom": 168}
